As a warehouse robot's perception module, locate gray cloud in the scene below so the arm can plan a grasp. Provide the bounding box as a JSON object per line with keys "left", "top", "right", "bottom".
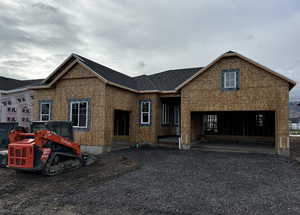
{"left": 0, "top": 0, "right": 300, "bottom": 99}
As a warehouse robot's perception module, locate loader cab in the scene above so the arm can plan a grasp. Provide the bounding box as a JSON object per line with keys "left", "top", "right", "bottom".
{"left": 31, "top": 121, "right": 74, "bottom": 141}
{"left": 0, "top": 122, "right": 18, "bottom": 148}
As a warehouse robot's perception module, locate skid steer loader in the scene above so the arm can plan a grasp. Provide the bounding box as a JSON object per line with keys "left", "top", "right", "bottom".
{"left": 1, "top": 121, "right": 95, "bottom": 175}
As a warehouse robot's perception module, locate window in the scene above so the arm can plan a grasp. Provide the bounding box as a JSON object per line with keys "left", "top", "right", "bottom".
{"left": 40, "top": 102, "right": 51, "bottom": 121}
{"left": 222, "top": 69, "right": 240, "bottom": 90}
{"left": 161, "top": 103, "right": 170, "bottom": 125}
{"left": 204, "top": 114, "right": 218, "bottom": 133}
{"left": 256, "top": 113, "right": 264, "bottom": 127}
{"left": 140, "top": 100, "right": 151, "bottom": 125}
{"left": 174, "top": 105, "right": 180, "bottom": 126}
{"left": 70, "top": 100, "right": 88, "bottom": 128}
{"left": 7, "top": 107, "right": 11, "bottom": 112}
{"left": 224, "top": 71, "right": 236, "bottom": 88}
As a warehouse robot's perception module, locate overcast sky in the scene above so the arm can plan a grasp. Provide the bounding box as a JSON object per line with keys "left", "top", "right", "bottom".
{"left": 0, "top": 0, "right": 300, "bottom": 99}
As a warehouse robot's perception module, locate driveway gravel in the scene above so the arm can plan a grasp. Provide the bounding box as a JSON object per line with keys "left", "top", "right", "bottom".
{"left": 1, "top": 147, "right": 300, "bottom": 214}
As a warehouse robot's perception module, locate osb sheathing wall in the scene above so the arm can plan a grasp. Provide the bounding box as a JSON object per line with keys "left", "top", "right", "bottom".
{"left": 135, "top": 94, "right": 160, "bottom": 144}
{"left": 33, "top": 63, "right": 163, "bottom": 147}
{"left": 33, "top": 63, "right": 106, "bottom": 146}
{"left": 181, "top": 56, "right": 289, "bottom": 152}
{"left": 104, "top": 85, "right": 137, "bottom": 144}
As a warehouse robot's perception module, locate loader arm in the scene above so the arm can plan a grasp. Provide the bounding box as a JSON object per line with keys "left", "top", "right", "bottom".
{"left": 34, "top": 129, "right": 82, "bottom": 157}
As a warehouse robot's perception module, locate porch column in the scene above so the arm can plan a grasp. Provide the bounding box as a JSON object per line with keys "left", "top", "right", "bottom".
{"left": 180, "top": 108, "right": 191, "bottom": 150}
{"left": 276, "top": 106, "right": 289, "bottom": 156}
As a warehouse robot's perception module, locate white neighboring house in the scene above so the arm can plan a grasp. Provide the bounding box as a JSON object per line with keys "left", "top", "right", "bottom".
{"left": 0, "top": 77, "right": 42, "bottom": 128}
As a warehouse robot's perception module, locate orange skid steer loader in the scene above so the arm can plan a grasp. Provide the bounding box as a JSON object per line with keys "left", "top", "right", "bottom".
{"left": 1, "top": 121, "right": 95, "bottom": 176}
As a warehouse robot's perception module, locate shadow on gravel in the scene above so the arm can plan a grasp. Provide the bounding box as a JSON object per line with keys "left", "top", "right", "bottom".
{"left": 0, "top": 155, "right": 138, "bottom": 214}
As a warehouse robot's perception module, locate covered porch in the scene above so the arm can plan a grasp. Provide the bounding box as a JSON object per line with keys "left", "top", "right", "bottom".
{"left": 157, "top": 96, "right": 181, "bottom": 144}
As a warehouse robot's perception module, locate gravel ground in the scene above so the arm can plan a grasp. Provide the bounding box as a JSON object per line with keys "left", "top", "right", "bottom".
{"left": 1, "top": 147, "right": 300, "bottom": 215}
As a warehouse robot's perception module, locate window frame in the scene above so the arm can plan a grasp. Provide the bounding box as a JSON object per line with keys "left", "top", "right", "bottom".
{"left": 140, "top": 100, "right": 151, "bottom": 126}
{"left": 69, "top": 99, "right": 89, "bottom": 129}
{"left": 40, "top": 101, "right": 52, "bottom": 121}
{"left": 204, "top": 114, "right": 218, "bottom": 134}
{"left": 161, "top": 103, "right": 170, "bottom": 126}
{"left": 222, "top": 69, "right": 240, "bottom": 91}
{"left": 174, "top": 105, "right": 180, "bottom": 126}
{"left": 224, "top": 70, "right": 236, "bottom": 89}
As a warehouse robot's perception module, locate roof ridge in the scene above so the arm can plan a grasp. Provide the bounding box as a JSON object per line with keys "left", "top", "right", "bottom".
{"left": 74, "top": 53, "right": 134, "bottom": 79}
{"left": 0, "top": 76, "right": 22, "bottom": 81}
{"left": 148, "top": 66, "right": 203, "bottom": 77}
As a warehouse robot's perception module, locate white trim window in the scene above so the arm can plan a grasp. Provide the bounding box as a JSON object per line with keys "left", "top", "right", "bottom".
{"left": 140, "top": 101, "right": 151, "bottom": 125}
{"left": 174, "top": 105, "right": 180, "bottom": 126}
{"left": 224, "top": 71, "right": 236, "bottom": 89}
{"left": 161, "top": 103, "right": 170, "bottom": 125}
{"left": 70, "top": 100, "right": 88, "bottom": 128}
{"left": 40, "top": 102, "right": 51, "bottom": 121}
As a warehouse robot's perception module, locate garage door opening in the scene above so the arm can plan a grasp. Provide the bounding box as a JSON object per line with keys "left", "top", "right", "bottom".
{"left": 191, "top": 111, "right": 275, "bottom": 152}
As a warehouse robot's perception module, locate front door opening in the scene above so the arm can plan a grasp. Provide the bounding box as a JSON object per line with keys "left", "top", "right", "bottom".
{"left": 114, "top": 110, "right": 130, "bottom": 136}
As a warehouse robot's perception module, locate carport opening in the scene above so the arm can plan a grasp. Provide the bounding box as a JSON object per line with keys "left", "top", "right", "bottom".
{"left": 191, "top": 111, "right": 275, "bottom": 150}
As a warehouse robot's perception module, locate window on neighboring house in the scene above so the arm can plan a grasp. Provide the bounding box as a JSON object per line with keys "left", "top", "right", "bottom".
{"left": 11, "top": 108, "right": 16, "bottom": 112}
{"left": 204, "top": 114, "right": 218, "bottom": 134}
{"left": 70, "top": 100, "right": 89, "bottom": 128}
{"left": 222, "top": 69, "right": 240, "bottom": 90}
{"left": 7, "top": 117, "right": 10, "bottom": 122}
{"left": 7, "top": 101, "right": 11, "bottom": 105}
{"left": 140, "top": 100, "right": 151, "bottom": 125}
{"left": 161, "top": 103, "right": 170, "bottom": 125}
{"left": 17, "top": 98, "right": 22, "bottom": 103}
{"left": 7, "top": 107, "right": 11, "bottom": 112}
{"left": 40, "top": 102, "right": 51, "bottom": 121}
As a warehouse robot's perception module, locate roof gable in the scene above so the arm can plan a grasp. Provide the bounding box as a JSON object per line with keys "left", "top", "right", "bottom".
{"left": 176, "top": 51, "right": 296, "bottom": 91}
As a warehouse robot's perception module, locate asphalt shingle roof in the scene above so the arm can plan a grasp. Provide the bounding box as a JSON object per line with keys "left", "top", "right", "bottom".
{"left": 0, "top": 77, "right": 43, "bottom": 91}
{"left": 74, "top": 54, "right": 202, "bottom": 91}
{"left": 75, "top": 54, "right": 137, "bottom": 90}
